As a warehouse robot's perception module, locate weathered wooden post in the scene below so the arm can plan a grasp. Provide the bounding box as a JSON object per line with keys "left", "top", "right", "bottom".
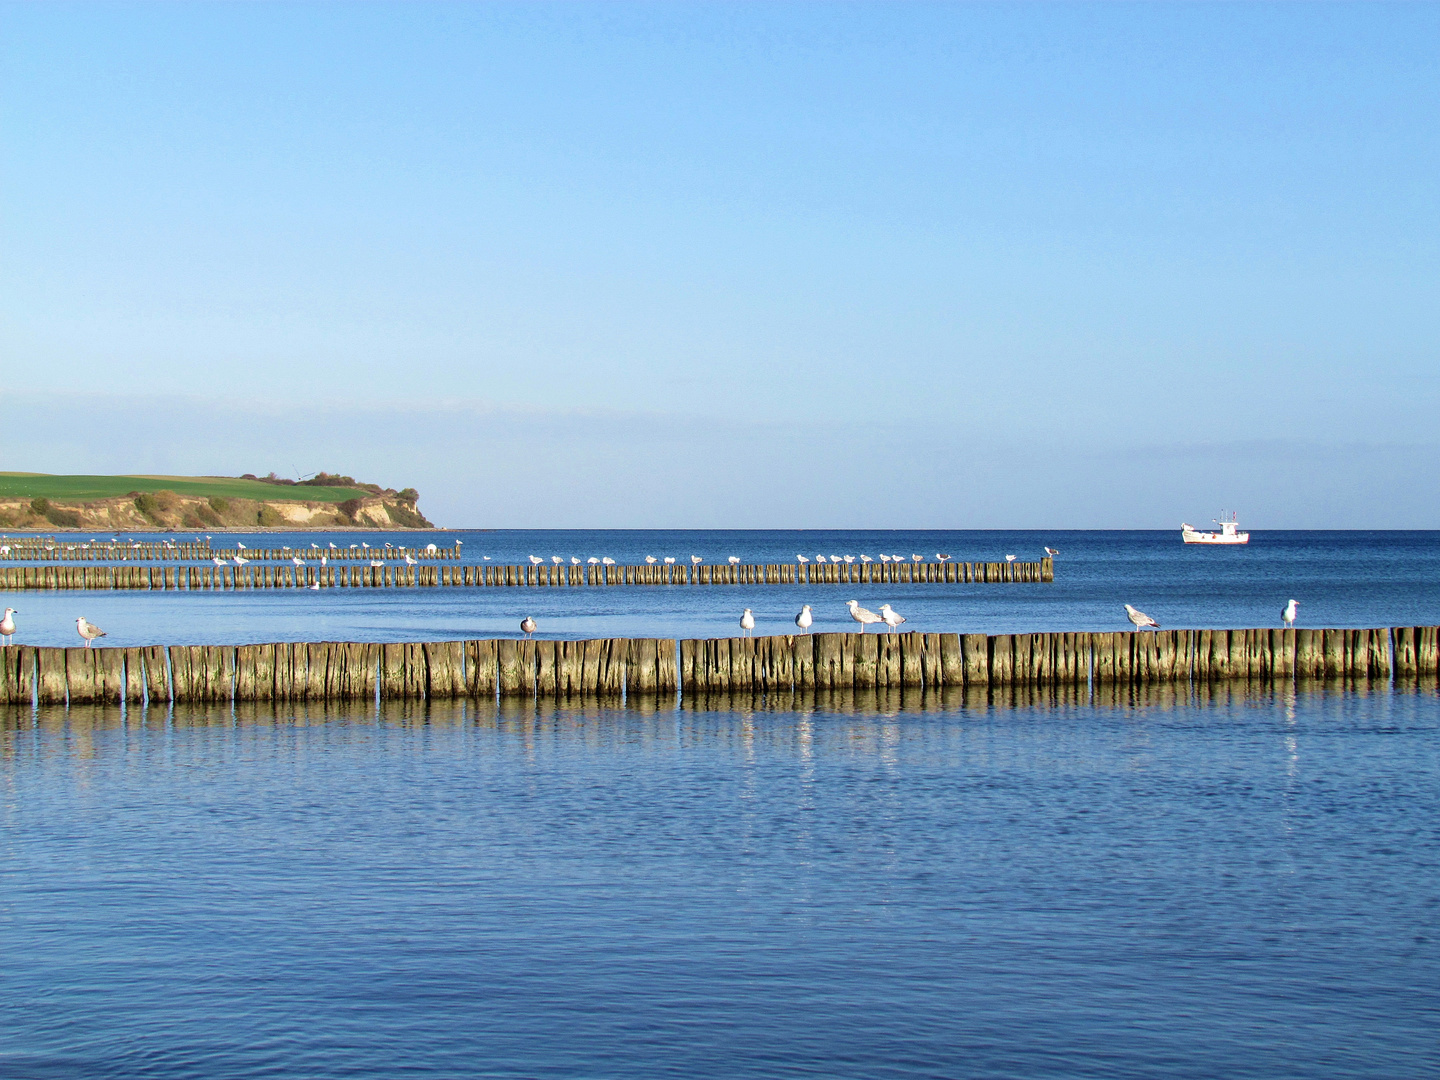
{"left": 466, "top": 640, "right": 498, "bottom": 698}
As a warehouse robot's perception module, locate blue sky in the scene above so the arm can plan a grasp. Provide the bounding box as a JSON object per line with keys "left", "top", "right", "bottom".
{"left": 3, "top": 2, "right": 1437, "bottom": 527}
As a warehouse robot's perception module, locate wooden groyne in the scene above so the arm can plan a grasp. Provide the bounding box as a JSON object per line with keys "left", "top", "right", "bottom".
{"left": 0, "top": 540, "right": 461, "bottom": 562}
{"left": 0, "top": 626, "right": 1431, "bottom": 707}
{"left": 0, "top": 558, "right": 1051, "bottom": 591}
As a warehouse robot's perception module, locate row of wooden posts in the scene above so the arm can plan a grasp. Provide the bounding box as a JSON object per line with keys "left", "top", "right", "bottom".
{"left": 0, "top": 558, "right": 1051, "bottom": 592}
{"left": 0, "top": 542, "right": 462, "bottom": 562}
{"left": 0, "top": 627, "right": 1432, "bottom": 706}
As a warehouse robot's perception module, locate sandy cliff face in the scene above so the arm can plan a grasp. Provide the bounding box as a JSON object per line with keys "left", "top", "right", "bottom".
{"left": 0, "top": 492, "right": 434, "bottom": 531}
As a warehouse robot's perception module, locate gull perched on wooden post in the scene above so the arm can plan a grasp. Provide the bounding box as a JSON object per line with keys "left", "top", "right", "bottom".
{"left": 663, "top": 557, "right": 675, "bottom": 565}
{"left": 529, "top": 555, "right": 543, "bottom": 565}
{"left": 740, "top": 609, "right": 755, "bottom": 636}
{"left": 728, "top": 556, "right": 740, "bottom": 565}
{"left": 879, "top": 604, "right": 906, "bottom": 633}
{"left": 645, "top": 555, "right": 657, "bottom": 564}
{"left": 552, "top": 556, "right": 564, "bottom": 565}
{"left": 212, "top": 556, "right": 226, "bottom": 566}
{"left": 936, "top": 553, "right": 951, "bottom": 562}
{"left": 815, "top": 555, "right": 827, "bottom": 563}
{"left": 0, "top": 607, "right": 17, "bottom": 645}
{"left": 520, "top": 616, "right": 536, "bottom": 639}
{"left": 796, "top": 555, "right": 809, "bottom": 564}
{"left": 846, "top": 599, "right": 883, "bottom": 633}
{"left": 1005, "top": 554, "right": 1016, "bottom": 563}
{"left": 860, "top": 555, "right": 873, "bottom": 563}
{"left": 690, "top": 555, "right": 703, "bottom": 565}
{"left": 1124, "top": 604, "right": 1160, "bottom": 631}
{"left": 1044, "top": 547, "right": 1060, "bottom": 557}
{"left": 602, "top": 557, "right": 615, "bottom": 566}
{"left": 1282, "top": 599, "right": 1299, "bottom": 627}
{"left": 76, "top": 617, "right": 106, "bottom": 647}
{"left": 795, "top": 604, "right": 813, "bottom": 634}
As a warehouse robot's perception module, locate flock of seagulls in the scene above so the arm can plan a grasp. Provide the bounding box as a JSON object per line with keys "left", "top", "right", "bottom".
{"left": 518, "top": 547, "right": 1059, "bottom": 568}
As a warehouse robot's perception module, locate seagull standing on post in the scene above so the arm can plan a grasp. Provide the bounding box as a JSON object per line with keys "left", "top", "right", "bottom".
{"left": 1282, "top": 599, "right": 1299, "bottom": 627}
{"left": 1124, "top": 604, "right": 1160, "bottom": 631}
{"left": 0, "top": 607, "right": 17, "bottom": 645}
{"left": 739, "top": 609, "right": 755, "bottom": 636}
{"left": 879, "top": 603, "right": 906, "bottom": 633}
{"left": 846, "top": 599, "right": 883, "bottom": 633}
{"left": 1044, "top": 547, "right": 1060, "bottom": 557}
{"left": 520, "top": 616, "right": 536, "bottom": 639}
{"left": 795, "top": 605, "right": 813, "bottom": 634}
{"left": 76, "top": 617, "right": 107, "bottom": 647}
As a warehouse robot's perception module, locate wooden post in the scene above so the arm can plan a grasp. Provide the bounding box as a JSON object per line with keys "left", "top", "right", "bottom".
{"left": 1393, "top": 627, "right": 1417, "bottom": 677}
{"left": 496, "top": 640, "right": 522, "bottom": 697}
{"left": 1322, "top": 629, "right": 1346, "bottom": 678}
{"left": 627, "top": 638, "right": 659, "bottom": 694}
{"left": 466, "top": 640, "right": 498, "bottom": 698}
{"left": 899, "top": 632, "right": 926, "bottom": 687}
{"left": 426, "top": 640, "right": 464, "bottom": 698}
{"left": 938, "top": 633, "right": 962, "bottom": 686}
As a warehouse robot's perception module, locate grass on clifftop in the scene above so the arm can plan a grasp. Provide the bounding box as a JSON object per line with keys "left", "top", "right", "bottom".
{"left": 0, "top": 474, "right": 370, "bottom": 504}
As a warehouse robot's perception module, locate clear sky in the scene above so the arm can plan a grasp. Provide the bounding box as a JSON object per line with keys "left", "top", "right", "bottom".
{"left": 3, "top": 2, "right": 1437, "bottom": 528}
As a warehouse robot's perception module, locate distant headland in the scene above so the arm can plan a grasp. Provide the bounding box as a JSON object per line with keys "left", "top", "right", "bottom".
{"left": 0, "top": 472, "right": 435, "bottom": 531}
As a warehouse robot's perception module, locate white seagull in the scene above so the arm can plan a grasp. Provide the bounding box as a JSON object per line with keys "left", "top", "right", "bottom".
{"left": 1005, "top": 554, "right": 1016, "bottom": 563}
{"left": 237, "top": 542, "right": 246, "bottom": 550}
{"left": 529, "top": 555, "right": 543, "bottom": 565}
{"left": 879, "top": 554, "right": 891, "bottom": 563}
{"left": 815, "top": 555, "right": 828, "bottom": 563}
{"left": 0, "top": 607, "right": 17, "bottom": 645}
{"left": 292, "top": 556, "right": 304, "bottom": 567}
{"left": 795, "top": 604, "right": 813, "bottom": 634}
{"left": 797, "top": 555, "right": 809, "bottom": 564}
{"left": 572, "top": 557, "right": 582, "bottom": 565}
{"left": 233, "top": 555, "right": 249, "bottom": 565}
{"left": 212, "top": 556, "right": 226, "bottom": 566}
{"left": 1044, "top": 547, "right": 1060, "bottom": 557}
{"left": 936, "top": 553, "right": 951, "bottom": 562}
{"left": 320, "top": 556, "right": 328, "bottom": 566}
{"left": 728, "top": 556, "right": 740, "bottom": 565}
{"left": 552, "top": 556, "right": 564, "bottom": 565}
{"left": 860, "top": 555, "right": 873, "bottom": 563}
{"left": 690, "top": 555, "right": 703, "bottom": 565}
{"left": 739, "top": 609, "right": 755, "bottom": 636}
{"left": 878, "top": 603, "right": 906, "bottom": 632}
{"left": 1282, "top": 599, "right": 1300, "bottom": 627}
{"left": 520, "top": 616, "right": 537, "bottom": 639}
{"left": 911, "top": 554, "right": 923, "bottom": 562}
{"left": 404, "top": 554, "right": 417, "bottom": 566}
{"left": 307, "top": 581, "right": 321, "bottom": 591}
{"left": 663, "top": 557, "right": 675, "bottom": 565}
{"left": 587, "top": 557, "right": 600, "bottom": 565}
{"left": 76, "top": 616, "right": 106, "bottom": 648}
{"left": 843, "top": 555, "right": 855, "bottom": 564}
{"left": 645, "top": 556, "right": 657, "bottom": 564}
{"left": 1124, "top": 604, "right": 1160, "bottom": 631}
{"left": 370, "top": 560, "right": 384, "bottom": 568}
{"left": 602, "top": 557, "right": 616, "bottom": 566}
{"left": 846, "top": 599, "right": 883, "bottom": 633}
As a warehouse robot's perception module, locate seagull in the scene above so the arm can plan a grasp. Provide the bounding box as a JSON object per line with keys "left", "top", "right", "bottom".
{"left": 846, "top": 599, "right": 883, "bottom": 633}
{"left": 237, "top": 542, "right": 246, "bottom": 550}
{"left": 311, "top": 543, "right": 320, "bottom": 549}
{"left": 816, "top": 555, "right": 828, "bottom": 563}
{"left": 552, "top": 556, "right": 564, "bottom": 565}
{"left": 520, "top": 616, "right": 537, "bottom": 639}
{"left": 740, "top": 609, "right": 755, "bottom": 637}
{"left": 1005, "top": 555, "right": 1016, "bottom": 563}
{"left": 233, "top": 555, "right": 249, "bottom": 565}
{"left": 797, "top": 555, "right": 809, "bottom": 564}
{"left": 529, "top": 555, "right": 543, "bottom": 565}
{"left": 879, "top": 603, "right": 906, "bottom": 632}
{"left": 587, "top": 557, "right": 600, "bottom": 565}
{"left": 404, "top": 554, "right": 417, "bottom": 565}
{"left": 690, "top": 555, "right": 703, "bottom": 565}
{"left": 795, "top": 604, "right": 813, "bottom": 634}
{"left": 830, "top": 556, "right": 842, "bottom": 563}
{"left": 663, "top": 557, "right": 675, "bottom": 565}
{"left": 843, "top": 555, "right": 855, "bottom": 564}
{"left": 912, "top": 554, "right": 923, "bottom": 562}
{"left": 571, "top": 557, "right": 581, "bottom": 565}
{"left": 1282, "top": 599, "right": 1300, "bottom": 627}
{"left": 1043, "top": 547, "right": 1060, "bottom": 557}
{"left": 292, "top": 556, "right": 304, "bottom": 566}
{"left": 879, "top": 554, "right": 891, "bottom": 563}
{"left": 307, "top": 581, "right": 321, "bottom": 590}
{"left": 645, "top": 556, "right": 657, "bottom": 564}
{"left": 728, "top": 556, "right": 740, "bottom": 565}
{"left": 212, "top": 556, "right": 226, "bottom": 566}
{"left": 0, "top": 608, "right": 17, "bottom": 645}
{"left": 329, "top": 542, "right": 337, "bottom": 549}
{"left": 860, "top": 555, "right": 873, "bottom": 563}
{"left": 602, "top": 557, "right": 616, "bottom": 566}
{"left": 371, "top": 559, "right": 385, "bottom": 568}
{"left": 320, "top": 556, "right": 328, "bottom": 566}
{"left": 1124, "top": 604, "right": 1160, "bottom": 631}
{"left": 76, "top": 617, "right": 106, "bottom": 648}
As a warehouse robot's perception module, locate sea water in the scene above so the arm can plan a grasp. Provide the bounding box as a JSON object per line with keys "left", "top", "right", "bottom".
{"left": 3, "top": 529, "right": 1439, "bottom": 647}
{"left": 2, "top": 530, "right": 1438, "bottom": 1078}
{"left": 2, "top": 685, "right": 1437, "bottom": 1079}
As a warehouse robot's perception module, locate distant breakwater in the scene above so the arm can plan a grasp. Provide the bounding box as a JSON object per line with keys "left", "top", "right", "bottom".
{"left": 0, "top": 626, "right": 1431, "bottom": 707}
{"left": 0, "top": 558, "right": 1052, "bottom": 591}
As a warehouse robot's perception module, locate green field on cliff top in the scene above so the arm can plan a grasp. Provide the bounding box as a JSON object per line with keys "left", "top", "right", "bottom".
{"left": 0, "top": 473, "right": 370, "bottom": 504}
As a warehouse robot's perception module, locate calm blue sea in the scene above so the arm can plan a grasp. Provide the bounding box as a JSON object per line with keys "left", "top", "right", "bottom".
{"left": 2, "top": 529, "right": 1439, "bottom": 646}
{"left": 3, "top": 531, "right": 1438, "bottom": 1078}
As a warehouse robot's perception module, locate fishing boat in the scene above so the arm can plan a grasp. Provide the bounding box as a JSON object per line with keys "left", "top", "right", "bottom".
{"left": 1181, "top": 513, "right": 1249, "bottom": 545}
